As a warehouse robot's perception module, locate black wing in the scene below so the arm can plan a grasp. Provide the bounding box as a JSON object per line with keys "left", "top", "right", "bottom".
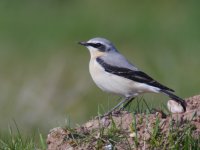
{"left": 96, "top": 58, "right": 174, "bottom": 92}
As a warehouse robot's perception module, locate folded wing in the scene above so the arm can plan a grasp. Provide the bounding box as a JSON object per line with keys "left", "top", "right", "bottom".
{"left": 96, "top": 57, "right": 174, "bottom": 92}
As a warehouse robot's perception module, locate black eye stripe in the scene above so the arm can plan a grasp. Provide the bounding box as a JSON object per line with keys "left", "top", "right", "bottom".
{"left": 87, "top": 42, "right": 107, "bottom": 52}
{"left": 88, "top": 43, "right": 102, "bottom": 48}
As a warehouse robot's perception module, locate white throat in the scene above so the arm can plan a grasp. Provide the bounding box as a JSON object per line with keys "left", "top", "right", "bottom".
{"left": 87, "top": 47, "right": 105, "bottom": 59}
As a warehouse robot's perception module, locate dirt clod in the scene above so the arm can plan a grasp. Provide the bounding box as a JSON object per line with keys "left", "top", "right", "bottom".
{"left": 47, "top": 95, "right": 200, "bottom": 150}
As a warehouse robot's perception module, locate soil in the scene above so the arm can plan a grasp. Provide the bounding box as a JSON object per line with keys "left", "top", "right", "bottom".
{"left": 46, "top": 95, "right": 200, "bottom": 150}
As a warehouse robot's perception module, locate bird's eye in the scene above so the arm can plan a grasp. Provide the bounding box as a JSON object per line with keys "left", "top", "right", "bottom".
{"left": 94, "top": 43, "right": 102, "bottom": 48}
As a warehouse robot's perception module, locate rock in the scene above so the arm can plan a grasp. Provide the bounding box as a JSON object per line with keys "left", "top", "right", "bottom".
{"left": 167, "top": 100, "right": 185, "bottom": 113}
{"left": 46, "top": 127, "right": 73, "bottom": 150}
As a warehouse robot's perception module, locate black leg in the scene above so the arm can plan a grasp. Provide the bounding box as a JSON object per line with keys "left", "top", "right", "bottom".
{"left": 102, "top": 97, "right": 131, "bottom": 117}
{"left": 121, "top": 97, "right": 135, "bottom": 110}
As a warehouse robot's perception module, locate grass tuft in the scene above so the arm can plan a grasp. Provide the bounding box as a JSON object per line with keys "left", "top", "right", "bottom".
{"left": 0, "top": 121, "right": 46, "bottom": 150}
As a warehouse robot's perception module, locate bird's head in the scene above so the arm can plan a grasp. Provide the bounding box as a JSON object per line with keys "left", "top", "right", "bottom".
{"left": 79, "top": 37, "right": 117, "bottom": 58}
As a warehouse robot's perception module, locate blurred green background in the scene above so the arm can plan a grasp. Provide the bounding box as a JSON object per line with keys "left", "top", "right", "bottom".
{"left": 0, "top": 0, "right": 200, "bottom": 135}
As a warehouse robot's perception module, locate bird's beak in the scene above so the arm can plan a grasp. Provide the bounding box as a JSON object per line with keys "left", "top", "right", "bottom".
{"left": 78, "top": 41, "right": 89, "bottom": 46}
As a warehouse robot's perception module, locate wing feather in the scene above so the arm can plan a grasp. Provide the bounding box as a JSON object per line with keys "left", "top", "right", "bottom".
{"left": 96, "top": 57, "right": 174, "bottom": 92}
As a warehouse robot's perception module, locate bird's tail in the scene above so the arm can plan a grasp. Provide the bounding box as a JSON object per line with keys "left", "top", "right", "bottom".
{"left": 160, "top": 90, "right": 187, "bottom": 112}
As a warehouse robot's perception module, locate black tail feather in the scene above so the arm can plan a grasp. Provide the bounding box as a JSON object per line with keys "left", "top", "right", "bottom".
{"left": 161, "top": 90, "right": 187, "bottom": 112}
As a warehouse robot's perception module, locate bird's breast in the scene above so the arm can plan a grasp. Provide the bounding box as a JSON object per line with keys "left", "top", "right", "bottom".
{"left": 89, "top": 59, "right": 108, "bottom": 85}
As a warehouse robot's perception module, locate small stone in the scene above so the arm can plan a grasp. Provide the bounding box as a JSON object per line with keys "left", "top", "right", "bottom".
{"left": 144, "top": 132, "right": 151, "bottom": 141}
{"left": 167, "top": 100, "right": 185, "bottom": 113}
{"left": 101, "top": 117, "right": 110, "bottom": 127}
{"left": 104, "top": 144, "right": 112, "bottom": 150}
{"left": 85, "top": 122, "right": 93, "bottom": 128}
{"left": 129, "top": 132, "right": 136, "bottom": 138}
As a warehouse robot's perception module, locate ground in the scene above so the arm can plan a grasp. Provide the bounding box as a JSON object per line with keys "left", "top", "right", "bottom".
{"left": 46, "top": 95, "right": 200, "bottom": 150}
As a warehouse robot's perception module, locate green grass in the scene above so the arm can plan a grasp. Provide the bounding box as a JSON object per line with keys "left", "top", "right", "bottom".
{"left": 0, "top": 122, "right": 46, "bottom": 150}
{"left": 0, "top": 122, "right": 198, "bottom": 150}
{"left": 0, "top": 103, "right": 199, "bottom": 149}
{"left": 0, "top": 132, "right": 45, "bottom": 150}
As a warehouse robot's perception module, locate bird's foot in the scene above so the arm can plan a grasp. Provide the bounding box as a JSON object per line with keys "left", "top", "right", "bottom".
{"left": 95, "top": 109, "right": 123, "bottom": 119}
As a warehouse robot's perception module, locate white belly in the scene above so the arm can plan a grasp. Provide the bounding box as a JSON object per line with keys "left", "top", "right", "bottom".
{"left": 89, "top": 59, "right": 159, "bottom": 97}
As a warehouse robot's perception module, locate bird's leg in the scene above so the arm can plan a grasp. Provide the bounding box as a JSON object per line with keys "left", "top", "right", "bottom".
{"left": 120, "top": 97, "right": 135, "bottom": 111}
{"left": 102, "top": 97, "right": 131, "bottom": 117}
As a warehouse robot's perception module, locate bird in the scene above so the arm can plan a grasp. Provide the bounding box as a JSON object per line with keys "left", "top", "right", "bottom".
{"left": 78, "top": 37, "right": 187, "bottom": 116}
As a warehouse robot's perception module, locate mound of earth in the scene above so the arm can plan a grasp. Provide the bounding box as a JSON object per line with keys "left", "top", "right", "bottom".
{"left": 46, "top": 95, "right": 200, "bottom": 149}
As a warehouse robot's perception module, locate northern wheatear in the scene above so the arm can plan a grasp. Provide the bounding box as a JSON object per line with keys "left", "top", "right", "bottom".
{"left": 78, "top": 37, "right": 186, "bottom": 115}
